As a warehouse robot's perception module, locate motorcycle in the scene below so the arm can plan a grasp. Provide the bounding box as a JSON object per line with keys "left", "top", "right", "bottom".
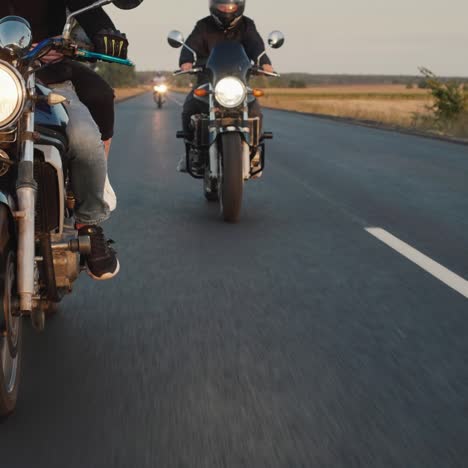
{"left": 0, "top": 0, "right": 144, "bottom": 418}
{"left": 167, "top": 29, "right": 284, "bottom": 222}
{"left": 153, "top": 83, "right": 168, "bottom": 109}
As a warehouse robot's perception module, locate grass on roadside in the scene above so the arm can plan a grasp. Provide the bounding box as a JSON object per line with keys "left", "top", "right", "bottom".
{"left": 258, "top": 85, "right": 434, "bottom": 130}
{"left": 114, "top": 86, "right": 150, "bottom": 102}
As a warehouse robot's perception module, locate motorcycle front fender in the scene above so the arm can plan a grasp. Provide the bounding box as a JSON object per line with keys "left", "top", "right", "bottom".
{"left": 210, "top": 126, "right": 250, "bottom": 146}
{"left": 215, "top": 130, "right": 251, "bottom": 180}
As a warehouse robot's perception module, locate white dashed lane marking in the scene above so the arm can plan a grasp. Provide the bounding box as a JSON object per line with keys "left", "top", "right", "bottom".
{"left": 366, "top": 227, "right": 468, "bottom": 299}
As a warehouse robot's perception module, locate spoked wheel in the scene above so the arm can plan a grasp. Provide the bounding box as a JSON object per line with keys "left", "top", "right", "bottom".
{"left": 0, "top": 247, "right": 22, "bottom": 418}
{"left": 204, "top": 171, "right": 219, "bottom": 202}
{"left": 220, "top": 133, "right": 243, "bottom": 223}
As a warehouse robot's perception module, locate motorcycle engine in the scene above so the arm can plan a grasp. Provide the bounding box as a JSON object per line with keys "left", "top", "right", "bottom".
{"left": 53, "top": 250, "right": 80, "bottom": 290}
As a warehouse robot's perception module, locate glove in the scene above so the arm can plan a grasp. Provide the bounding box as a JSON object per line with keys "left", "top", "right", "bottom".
{"left": 93, "top": 29, "right": 129, "bottom": 59}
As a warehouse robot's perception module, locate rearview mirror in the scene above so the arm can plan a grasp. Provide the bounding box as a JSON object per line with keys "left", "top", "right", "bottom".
{"left": 63, "top": 0, "right": 144, "bottom": 39}
{"left": 268, "top": 31, "right": 285, "bottom": 49}
{"left": 112, "top": 0, "right": 144, "bottom": 9}
{"left": 167, "top": 30, "right": 184, "bottom": 48}
{"left": 0, "top": 16, "right": 32, "bottom": 55}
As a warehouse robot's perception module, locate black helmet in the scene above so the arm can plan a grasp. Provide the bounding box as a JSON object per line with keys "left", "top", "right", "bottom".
{"left": 210, "top": 0, "right": 245, "bottom": 30}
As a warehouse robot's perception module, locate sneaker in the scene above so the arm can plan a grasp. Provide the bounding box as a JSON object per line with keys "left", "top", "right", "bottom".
{"left": 177, "top": 156, "right": 187, "bottom": 173}
{"left": 78, "top": 225, "right": 120, "bottom": 280}
{"left": 104, "top": 174, "right": 117, "bottom": 212}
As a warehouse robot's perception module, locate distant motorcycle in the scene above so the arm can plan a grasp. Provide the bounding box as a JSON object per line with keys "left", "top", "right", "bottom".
{"left": 0, "top": 0, "right": 143, "bottom": 418}
{"left": 153, "top": 84, "right": 168, "bottom": 108}
{"left": 168, "top": 30, "right": 284, "bottom": 222}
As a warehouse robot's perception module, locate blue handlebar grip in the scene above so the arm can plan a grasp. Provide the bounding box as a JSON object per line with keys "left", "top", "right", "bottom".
{"left": 75, "top": 49, "right": 134, "bottom": 67}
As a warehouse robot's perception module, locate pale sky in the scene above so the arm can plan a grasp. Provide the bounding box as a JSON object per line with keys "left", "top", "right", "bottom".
{"left": 105, "top": 0, "right": 468, "bottom": 76}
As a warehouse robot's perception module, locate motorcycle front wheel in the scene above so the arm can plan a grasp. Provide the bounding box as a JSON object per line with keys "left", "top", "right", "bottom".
{"left": 220, "top": 133, "right": 243, "bottom": 223}
{"left": 0, "top": 232, "right": 22, "bottom": 417}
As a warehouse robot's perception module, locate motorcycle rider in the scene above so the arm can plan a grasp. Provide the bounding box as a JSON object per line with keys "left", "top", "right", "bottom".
{"left": 177, "top": 0, "right": 274, "bottom": 172}
{"left": 153, "top": 72, "right": 166, "bottom": 86}
{"left": 1, "top": 0, "right": 128, "bottom": 280}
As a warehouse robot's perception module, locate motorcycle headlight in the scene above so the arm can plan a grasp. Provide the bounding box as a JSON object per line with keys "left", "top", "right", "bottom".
{"left": 214, "top": 77, "right": 246, "bottom": 108}
{"left": 0, "top": 61, "right": 25, "bottom": 130}
{"left": 154, "top": 84, "right": 168, "bottom": 93}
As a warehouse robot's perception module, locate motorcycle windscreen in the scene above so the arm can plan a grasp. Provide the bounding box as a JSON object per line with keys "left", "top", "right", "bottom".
{"left": 206, "top": 42, "right": 251, "bottom": 84}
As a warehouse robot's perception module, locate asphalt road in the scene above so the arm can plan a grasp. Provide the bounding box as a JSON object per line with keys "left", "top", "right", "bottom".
{"left": 1, "top": 93, "right": 468, "bottom": 467}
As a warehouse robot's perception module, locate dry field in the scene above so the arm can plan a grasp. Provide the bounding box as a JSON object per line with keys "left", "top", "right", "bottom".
{"left": 258, "top": 85, "right": 433, "bottom": 128}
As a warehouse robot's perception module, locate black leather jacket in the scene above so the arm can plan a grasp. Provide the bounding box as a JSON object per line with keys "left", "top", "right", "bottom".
{"left": 180, "top": 16, "right": 272, "bottom": 69}
{"left": 1, "top": 0, "right": 115, "bottom": 42}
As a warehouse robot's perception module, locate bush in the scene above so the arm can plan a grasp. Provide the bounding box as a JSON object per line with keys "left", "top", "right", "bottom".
{"left": 417, "top": 79, "right": 428, "bottom": 89}
{"left": 418, "top": 67, "right": 465, "bottom": 122}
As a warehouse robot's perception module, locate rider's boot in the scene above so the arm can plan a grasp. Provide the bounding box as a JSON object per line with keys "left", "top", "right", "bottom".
{"left": 177, "top": 156, "right": 188, "bottom": 173}
{"left": 78, "top": 225, "right": 120, "bottom": 280}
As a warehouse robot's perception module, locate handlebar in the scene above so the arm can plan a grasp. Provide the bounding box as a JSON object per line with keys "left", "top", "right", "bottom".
{"left": 74, "top": 49, "right": 134, "bottom": 67}
{"left": 173, "top": 66, "right": 280, "bottom": 78}
{"left": 252, "top": 66, "right": 280, "bottom": 78}
{"left": 23, "top": 37, "right": 134, "bottom": 67}
{"left": 23, "top": 37, "right": 60, "bottom": 62}
{"left": 173, "top": 67, "right": 204, "bottom": 76}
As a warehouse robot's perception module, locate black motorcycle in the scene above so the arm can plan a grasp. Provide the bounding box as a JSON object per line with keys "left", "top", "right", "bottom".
{"left": 168, "top": 30, "right": 284, "bottom": 222}
{"left": 0, "top": 0, "right": 143, "bottom": 418}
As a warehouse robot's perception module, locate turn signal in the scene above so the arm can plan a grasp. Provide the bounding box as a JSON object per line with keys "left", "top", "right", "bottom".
{"left": 194, "top": 88, "right": 209, "bottom": 97}
{"left": 252, "top": 88, "right": 265, "bottom": 98}
{"left": 47, "top": 93, "right": 68, "bottom": 106}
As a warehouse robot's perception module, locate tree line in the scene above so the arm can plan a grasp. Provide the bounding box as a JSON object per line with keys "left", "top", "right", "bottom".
{"left": 94, "top": 62, "right": 468, "bottom": 91}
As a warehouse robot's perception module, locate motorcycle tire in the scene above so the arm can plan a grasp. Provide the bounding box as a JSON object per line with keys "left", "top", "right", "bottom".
{"left": 0, "top": 207, "right": 22, "bottom": 418}
{"left": 220, "top": 133, "right": 243, "bottom": 223}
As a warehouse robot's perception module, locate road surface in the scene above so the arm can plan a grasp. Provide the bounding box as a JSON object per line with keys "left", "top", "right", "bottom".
{"left": 1, "top": 93, "right": 468, "bottom": 467}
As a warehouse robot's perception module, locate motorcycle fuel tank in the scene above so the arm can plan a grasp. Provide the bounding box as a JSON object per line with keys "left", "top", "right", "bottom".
{"left": 34, "top": 83, "right": 69, "bottom": 135}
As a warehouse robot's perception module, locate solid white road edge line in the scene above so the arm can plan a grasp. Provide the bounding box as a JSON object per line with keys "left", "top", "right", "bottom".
{"left": 366, "top": 227, "right": 468, "bottom": 299}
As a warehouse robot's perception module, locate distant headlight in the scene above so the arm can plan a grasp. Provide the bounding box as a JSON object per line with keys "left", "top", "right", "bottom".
{"left": 214, "top": 77, "right": 246, "bottom": 108}
{"left": 0, "top": 60, "right": 25, "bottom": 130}
{"left": 154, "top": 84, "right": 168, "bottom": 93}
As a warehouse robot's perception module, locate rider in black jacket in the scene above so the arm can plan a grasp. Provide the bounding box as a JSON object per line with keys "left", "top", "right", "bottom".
{"left": 178, "top": 0, "right": 273, "bottom": 170}
{"left": 0, "top": 0, "right": 128, "bottom": 279}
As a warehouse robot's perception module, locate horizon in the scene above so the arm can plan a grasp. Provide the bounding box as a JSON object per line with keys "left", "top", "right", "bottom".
{"left": 135, "top": 70, "right": 468, "bottom": 79}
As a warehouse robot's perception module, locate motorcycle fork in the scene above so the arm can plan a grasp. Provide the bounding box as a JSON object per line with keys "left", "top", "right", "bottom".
{"left": 16, "top": 72, "right": 37, "bottom": 313}
{"left": 208, "top": 96, "right": 252, "bottom": 180}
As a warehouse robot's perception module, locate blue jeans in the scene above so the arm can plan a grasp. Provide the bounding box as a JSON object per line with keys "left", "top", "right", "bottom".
{"left": 50, "top": 81, "right": 110, "bottom": 225}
